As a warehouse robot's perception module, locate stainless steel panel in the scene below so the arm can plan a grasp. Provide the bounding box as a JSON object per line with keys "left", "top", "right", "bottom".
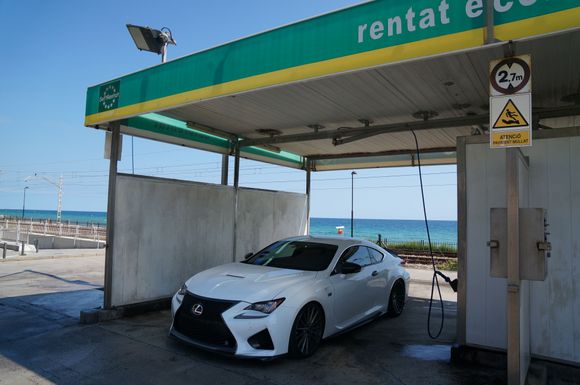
{"left": 490, "top": 208, "right": 548, "bottom": 281}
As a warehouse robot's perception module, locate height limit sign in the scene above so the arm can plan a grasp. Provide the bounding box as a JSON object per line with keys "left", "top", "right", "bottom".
{"left": 489, "top": 54, "right": 532, "bottom": 149}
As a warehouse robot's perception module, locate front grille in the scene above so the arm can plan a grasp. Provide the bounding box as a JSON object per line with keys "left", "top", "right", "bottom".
{"left": 173, "top": 293, "right": 238, "bottom": 350}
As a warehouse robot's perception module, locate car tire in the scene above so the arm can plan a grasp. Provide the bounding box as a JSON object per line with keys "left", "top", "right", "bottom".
{"left": 387, "top": 279, "right": 405, "bottom": 317}
{"left": 288, "top": 302, "right": 325, "bottom": 358}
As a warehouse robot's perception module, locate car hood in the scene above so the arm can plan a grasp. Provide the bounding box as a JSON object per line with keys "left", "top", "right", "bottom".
{"left": 185, "top": 262, "right": 317, "bottom": 303}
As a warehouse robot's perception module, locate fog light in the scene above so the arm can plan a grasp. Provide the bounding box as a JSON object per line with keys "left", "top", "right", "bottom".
{"left": 248, "top": 329, "right": 274, "bottom": 350}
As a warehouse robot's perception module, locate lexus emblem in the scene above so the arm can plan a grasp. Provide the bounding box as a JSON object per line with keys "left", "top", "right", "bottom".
{"left": 192, "top": 304, "right": 204, "bottom": 316}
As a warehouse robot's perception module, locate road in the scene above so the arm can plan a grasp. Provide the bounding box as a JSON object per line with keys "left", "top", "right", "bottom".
{"left": 0, "top": 251, "right": 456, "bottom": 301}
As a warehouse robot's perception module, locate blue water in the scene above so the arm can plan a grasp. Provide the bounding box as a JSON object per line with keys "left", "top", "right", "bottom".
{"left": 0, "top": 209, "right": 107, "bottom": 226}
{"left": 310, "top": 217, "right": 456, "bottom": 243}
{"left": 0, "top": 209, "right": 456, "bottom": 243}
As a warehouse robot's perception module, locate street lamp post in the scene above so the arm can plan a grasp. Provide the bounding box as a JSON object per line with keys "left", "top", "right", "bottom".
{"left": 351, "top": 171, "right": 357, "bottom": 237}
{"left": 22, "top": 187, "right": 29, "bottom": 219}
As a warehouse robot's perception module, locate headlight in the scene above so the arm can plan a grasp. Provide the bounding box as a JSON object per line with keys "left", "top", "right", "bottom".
{"left": 246, "top": 298, "right": 285, "bottom": 313}
{"left": 234, "top": 298, "right": 285, "bottom": 319}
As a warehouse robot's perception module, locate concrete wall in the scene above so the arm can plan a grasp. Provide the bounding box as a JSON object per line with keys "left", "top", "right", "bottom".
{"left": 465, "top": 135, "right": 580, "bottom": 364}
{"left": 111, "top": 174, "right": 307, "bottom": 307}
{"left": 235, "top": 188, "right": 308, "bottom": 260}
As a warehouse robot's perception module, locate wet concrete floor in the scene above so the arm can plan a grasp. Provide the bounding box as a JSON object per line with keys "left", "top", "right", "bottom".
{"left": 0, "top": 298, "right": 506, "bottom": 384}
{"left": 0, "top": 254, "right": 506, "bottom": 385}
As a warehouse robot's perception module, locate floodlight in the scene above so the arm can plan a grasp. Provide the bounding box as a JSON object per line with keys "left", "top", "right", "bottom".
{"left": 126, "top": 24, "right": 176, "bottom": 63}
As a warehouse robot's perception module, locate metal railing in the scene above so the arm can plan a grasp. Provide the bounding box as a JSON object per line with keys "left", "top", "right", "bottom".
{"left": 0, "top": 219, "right": 107, "bottom": 243}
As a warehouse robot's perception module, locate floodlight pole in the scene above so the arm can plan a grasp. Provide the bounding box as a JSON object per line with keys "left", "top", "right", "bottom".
{"left": 161, "top": 43, "right": 168, "bottom": 63}
{"left": 127, "top": 24, "right": 175, "bottom": 64}
{"left": 351, "top": 171, "right": 357, "bottom": 237}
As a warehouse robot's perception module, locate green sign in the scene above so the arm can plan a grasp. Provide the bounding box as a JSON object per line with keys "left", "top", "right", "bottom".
{"left": 85, "top": 0, "right": 579, "bottom": 124}
{"left": 98, "top": 81, "right": 120, "bottom": 112}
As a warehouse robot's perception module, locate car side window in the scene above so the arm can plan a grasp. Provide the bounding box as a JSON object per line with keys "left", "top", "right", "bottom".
{"left": 332, "top": 246, "right": 376, "bottom": 274}
{"left": 368, "top": 248, "right": 384, "bottom": 263}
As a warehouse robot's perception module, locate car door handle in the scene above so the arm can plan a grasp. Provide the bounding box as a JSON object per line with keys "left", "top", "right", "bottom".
{"left": 372, "top": 271, "right": 378, "bottom": 277}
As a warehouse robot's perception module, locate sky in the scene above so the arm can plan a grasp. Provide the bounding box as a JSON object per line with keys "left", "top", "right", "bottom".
{"left": 0, "top": 0, "right": 457, "bottom": 221}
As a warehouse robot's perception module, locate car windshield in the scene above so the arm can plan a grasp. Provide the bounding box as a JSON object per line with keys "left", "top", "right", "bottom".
{"left": 242, "top": 240, "right": 338, "bottom": 271}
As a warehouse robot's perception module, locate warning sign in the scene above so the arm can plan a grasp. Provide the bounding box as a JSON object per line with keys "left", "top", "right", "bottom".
{"left": 491, "top": 129, "right": 531, "bottom": 147}
{"left": 489, "top": 93, "right": 532, "bottom": 148}
{"left": 490, "top": 54, "right": 532, "bottom": 149}
{"left": 489, "top": 55, "right": 531, "bottom": 96}
{"left": 492, "top": 99, "right": 529, "bottom": 129}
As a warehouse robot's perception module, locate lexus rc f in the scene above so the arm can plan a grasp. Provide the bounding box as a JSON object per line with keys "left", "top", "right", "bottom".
{"left": 170, "top": 236, "right": 410, "bottom": 358}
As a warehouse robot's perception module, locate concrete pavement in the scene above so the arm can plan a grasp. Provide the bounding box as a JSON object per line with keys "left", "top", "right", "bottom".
{"left": 0, "top": 251, "right": 455, "bottom": 300}
{"left": 0, "top": 252, "right": 504, "bottom": 385}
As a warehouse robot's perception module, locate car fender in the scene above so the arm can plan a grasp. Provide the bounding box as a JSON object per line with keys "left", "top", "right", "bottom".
{"left": 387, "top": 267, "right": 410, "bottom": 300}
{"left": 276, "top": 276, "right": 334, "bottom": 338}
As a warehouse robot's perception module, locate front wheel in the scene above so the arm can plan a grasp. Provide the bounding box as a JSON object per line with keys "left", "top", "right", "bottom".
{"left": 288, "top": 302, "right": 325, "bottom": 358}
{"left": 387, "top": 280, "right": 406, "bottom": 317}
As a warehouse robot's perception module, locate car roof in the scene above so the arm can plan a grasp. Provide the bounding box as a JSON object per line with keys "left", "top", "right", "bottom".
{"left": 281, "top": 235, "right": 380, "bottom": 249}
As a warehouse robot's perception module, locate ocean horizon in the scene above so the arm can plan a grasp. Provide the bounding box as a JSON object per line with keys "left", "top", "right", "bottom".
{"left": 0, "top": 209, "right": 457, "bottom": 243}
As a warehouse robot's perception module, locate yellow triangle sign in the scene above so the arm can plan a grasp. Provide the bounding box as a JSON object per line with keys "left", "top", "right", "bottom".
{"left": 493, "top": 99, "right": 529, "bottom": 129}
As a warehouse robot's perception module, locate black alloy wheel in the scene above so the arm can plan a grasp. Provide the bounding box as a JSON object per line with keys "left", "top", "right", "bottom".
{"left": 289, "top": 303, "right": 325, "bottom": 358}
{"left": 388, "top": 280, "right": 405, "bottom": 317}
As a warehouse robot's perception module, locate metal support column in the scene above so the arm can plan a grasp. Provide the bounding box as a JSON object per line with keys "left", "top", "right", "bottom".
{"left": 305, "top": 160, "right": 311, "bottom": 235}
{"left": 233, "top": 143, "right": 240, "bottom": 189}
{"left": 456, "top": 136, "right": 467, "bottom": 345}
{"left": 232, "top": 142, "right": 240, "bottom": 262}
{"left": 104, "top": 121, "right": 121, "bottom": 310}
{"left": 221, "top": 154, "right": 229, "bottom": 186}
{"left": 485, "top": 0, "right": 495, "bottom": 44}
{"left": 506, "top": 148, "right": 520, "bottom": 385}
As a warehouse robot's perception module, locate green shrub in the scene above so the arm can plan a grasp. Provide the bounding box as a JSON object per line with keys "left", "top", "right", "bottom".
{"left": 437, "top": 259, "right": 458, "bottom": 271}
{"left": 374, "top": 239, "right": 457, "bottom": 254}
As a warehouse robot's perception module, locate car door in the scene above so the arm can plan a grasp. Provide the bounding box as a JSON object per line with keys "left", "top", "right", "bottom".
{"left": 366, "top": 247, "right": 390, "bottom": 308}
{"left": 329, "top": 246, "right": 375, "bottom": 329}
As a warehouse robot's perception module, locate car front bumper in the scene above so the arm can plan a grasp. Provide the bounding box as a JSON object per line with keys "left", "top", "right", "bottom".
{"left": 170, "top": 293, "right": 296, "bottom": 358}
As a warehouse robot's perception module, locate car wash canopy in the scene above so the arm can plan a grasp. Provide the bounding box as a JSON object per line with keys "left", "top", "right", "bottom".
{"left": 85, "top": 0, "right": 580, "bottom": 170}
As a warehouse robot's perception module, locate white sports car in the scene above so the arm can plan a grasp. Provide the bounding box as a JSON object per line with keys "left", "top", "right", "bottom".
{"left": 170, "top": 236, "right": 410, "bottom": 358}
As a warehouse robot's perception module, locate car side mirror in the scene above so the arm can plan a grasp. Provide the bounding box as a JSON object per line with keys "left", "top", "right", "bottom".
{"left": 243, "top": 252, "right": 253, "bottom": 260}
{"left": 341, "top": 261, "right": 362, "bottom": 274}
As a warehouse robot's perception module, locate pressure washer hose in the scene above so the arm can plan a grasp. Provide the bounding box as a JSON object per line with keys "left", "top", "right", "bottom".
{"left": 409, "top": 129, "right": 445, "bottom": 339}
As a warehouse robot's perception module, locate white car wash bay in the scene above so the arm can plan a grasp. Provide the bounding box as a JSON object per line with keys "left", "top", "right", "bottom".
{"left": 0, "top": 1, "right": 579, "bottom": 384}
{"left": 82, "top": 1, "right": 580, "bottom": 383}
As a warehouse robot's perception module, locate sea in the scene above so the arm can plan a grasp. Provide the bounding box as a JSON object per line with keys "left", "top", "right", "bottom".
{"left": 0, "top": 209, "right": 457, "bottom": 244}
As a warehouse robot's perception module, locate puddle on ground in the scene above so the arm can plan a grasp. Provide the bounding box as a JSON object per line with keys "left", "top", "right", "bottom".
{"left": 400, "top": 344, "right": 451, "bottom": 361}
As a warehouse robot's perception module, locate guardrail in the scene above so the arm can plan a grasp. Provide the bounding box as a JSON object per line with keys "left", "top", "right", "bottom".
{"left": 0, "top": 219, "right": 107, "bottom": 243}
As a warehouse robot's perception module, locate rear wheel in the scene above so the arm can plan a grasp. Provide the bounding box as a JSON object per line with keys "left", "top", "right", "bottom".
{"left": 288, "top": 302, "right": 325, "bottom": 358}
{"left": 387, "top": 280, "right": 405, "bottom": 317}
